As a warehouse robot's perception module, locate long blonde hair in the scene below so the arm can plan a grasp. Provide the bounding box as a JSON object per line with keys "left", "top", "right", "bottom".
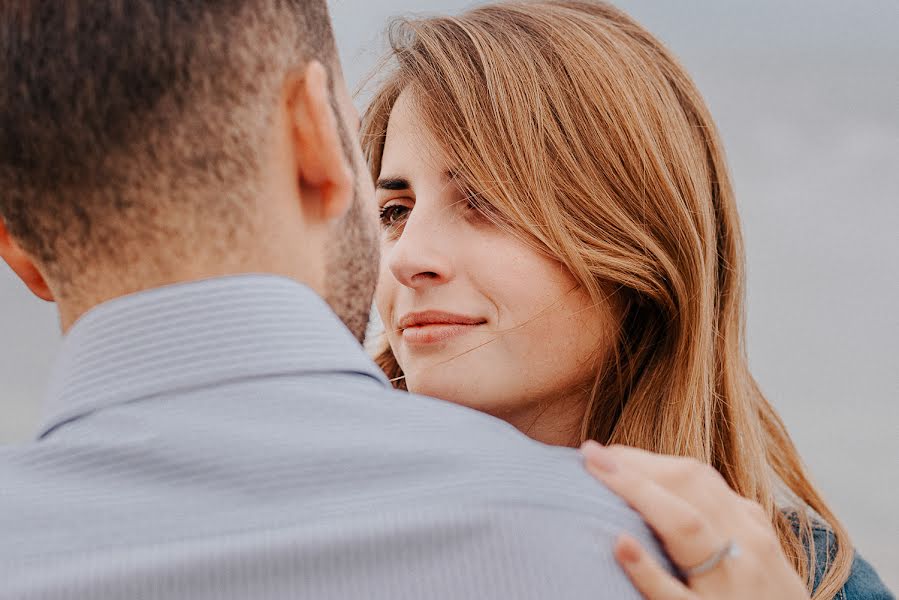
{"left": 361, "top": 2, "right": 852, "bottom": 596}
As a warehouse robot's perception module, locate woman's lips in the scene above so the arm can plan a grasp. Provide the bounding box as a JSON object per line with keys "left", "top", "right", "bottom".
{"left": 401, "top": 323, "right": 484, "bottom": 346}
{"left": 397, "top": 311, "right": 487, "bottom": 346}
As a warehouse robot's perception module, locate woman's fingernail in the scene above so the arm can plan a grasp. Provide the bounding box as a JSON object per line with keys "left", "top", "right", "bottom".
{"left": 616, "top": 535, "right": 642, "bottom": 564}
{"left": 581, "top": 441, "right": 617, "bottom": 474}
{"left": 580, "top": 439, "right": 603, "bottom": 452}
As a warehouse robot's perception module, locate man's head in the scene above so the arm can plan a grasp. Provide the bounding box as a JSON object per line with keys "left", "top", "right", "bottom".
{"left": 0, "top": 0, "right": 378, "bottom": 339}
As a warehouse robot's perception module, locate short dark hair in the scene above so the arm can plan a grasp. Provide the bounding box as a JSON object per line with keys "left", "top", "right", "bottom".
{"left": 0, "top": 1, "right": 336, "bottom": 281}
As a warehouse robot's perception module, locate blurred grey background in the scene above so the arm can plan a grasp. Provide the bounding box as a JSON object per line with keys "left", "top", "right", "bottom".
{"left": 1, "top": 0, "right": 896, "bottom": 587}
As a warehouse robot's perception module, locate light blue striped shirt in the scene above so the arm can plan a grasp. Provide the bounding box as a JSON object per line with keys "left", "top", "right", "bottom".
{"left": 0, "top": 275, "right": 666, "bottom": 599}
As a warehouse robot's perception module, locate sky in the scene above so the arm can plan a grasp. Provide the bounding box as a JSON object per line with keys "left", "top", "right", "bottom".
{"left": 1, "top": 0, "right": 897, "bottom": 587}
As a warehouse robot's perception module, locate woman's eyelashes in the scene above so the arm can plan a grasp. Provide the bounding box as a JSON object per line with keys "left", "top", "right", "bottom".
{"left": 379, "top": 202, "right": 411, "bottom": 231}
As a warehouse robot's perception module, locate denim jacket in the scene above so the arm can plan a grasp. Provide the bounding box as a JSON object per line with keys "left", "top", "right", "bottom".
{"left": 811, "top": 524, "right": 895, "bottom": 600}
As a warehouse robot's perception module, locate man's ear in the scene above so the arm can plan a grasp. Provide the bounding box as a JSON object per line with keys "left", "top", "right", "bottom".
{"left": 286, "top": 61, "right": 353, "bottom": 224}
{"left": 0, "top": 219, "right": 54, "bottom": 302}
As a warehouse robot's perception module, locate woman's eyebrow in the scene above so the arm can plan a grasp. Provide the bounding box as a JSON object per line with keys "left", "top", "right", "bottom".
{"left": 376, "top": 177, "right": 411, "bottom": 191}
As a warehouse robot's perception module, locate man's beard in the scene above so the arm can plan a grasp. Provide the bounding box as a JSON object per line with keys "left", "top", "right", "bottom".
{"left": 323, "top": 183, "right": 379, "bottom": 343}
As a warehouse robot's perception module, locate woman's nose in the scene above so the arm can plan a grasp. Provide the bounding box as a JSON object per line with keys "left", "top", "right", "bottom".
{"left": 386, "top": 212, "right": 455, "bottom": 290}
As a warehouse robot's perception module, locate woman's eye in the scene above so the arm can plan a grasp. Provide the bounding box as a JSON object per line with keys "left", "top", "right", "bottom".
{"left": 462, "top": 189, "right": 493, "bottom": 221}
{"left": 379, "top": 204, "right": 410, "bottom": 229}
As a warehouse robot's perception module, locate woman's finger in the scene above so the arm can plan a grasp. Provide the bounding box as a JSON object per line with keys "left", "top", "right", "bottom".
{"left": 583, "top": 444, "right": 727, "bottom": 568}
{"left": 585, "top": 443, "right": 729, "bottom": 497}
{"left": 581, "top": 442, "right": 681, "bottom": 481}
{"left": 615, "top": 534, "right": 695, "bottom": 600}
{"left": 582, "top": 442, "right": 740, "bottom": 532}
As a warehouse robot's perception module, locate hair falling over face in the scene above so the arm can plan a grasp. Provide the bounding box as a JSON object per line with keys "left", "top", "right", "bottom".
{"left": 361, "top": 1, "right": 853, "bottom": 597}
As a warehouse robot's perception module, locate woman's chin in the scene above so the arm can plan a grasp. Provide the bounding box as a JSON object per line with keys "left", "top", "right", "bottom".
{"left": 406, "top": 375, "right": 473, "bottom": 405}
{"left": 406, "top": 374, "right": 514, "bottom": 417}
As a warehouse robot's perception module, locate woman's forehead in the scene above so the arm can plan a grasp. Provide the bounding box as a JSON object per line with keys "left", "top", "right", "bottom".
{"left": 381, "top": 91, "right": 455, "bottom": 181}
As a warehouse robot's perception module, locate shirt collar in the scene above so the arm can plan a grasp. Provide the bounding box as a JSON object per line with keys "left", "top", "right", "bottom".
{"left": 39, "top": 274, "right": 387, "bottom": 438}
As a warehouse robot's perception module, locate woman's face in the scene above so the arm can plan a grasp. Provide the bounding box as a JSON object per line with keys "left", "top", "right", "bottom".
{"left": 374, "top": 92, "right": 615, "bottom": 445}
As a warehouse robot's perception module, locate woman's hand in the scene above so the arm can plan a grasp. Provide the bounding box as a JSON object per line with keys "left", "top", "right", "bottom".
{"left": 581, "top": 441, "right": 810, "bottom": 600}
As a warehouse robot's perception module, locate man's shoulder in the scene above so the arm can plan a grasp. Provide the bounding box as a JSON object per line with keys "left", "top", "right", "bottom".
{"left": 0, "top": 373, "right": 659, "bottom": 570}
{"left": 296, "top": 375, "right": 642, "bottom": 516}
